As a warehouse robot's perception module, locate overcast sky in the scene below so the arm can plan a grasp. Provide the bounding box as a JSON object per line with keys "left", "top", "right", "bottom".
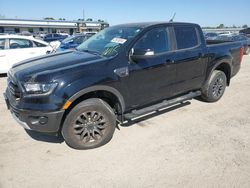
{"left": 0, "top": 0, "right": 249, "bottom": 27}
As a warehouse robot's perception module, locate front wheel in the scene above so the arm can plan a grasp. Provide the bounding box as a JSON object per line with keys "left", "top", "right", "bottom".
{"left": 201, "top": 70, "right": 227, "bottom": 102}
{"left": 62, "top": 98, "right": 116, "bottom": 150}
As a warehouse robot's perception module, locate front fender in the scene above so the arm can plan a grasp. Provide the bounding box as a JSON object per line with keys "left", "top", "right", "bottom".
{"left": 64, "top": 83, "right": 125, "bottom": 113}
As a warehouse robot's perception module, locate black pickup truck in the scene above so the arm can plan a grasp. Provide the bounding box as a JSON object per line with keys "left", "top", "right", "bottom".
{"left": 4, "top": 22, "right": 244, "bottom": 149}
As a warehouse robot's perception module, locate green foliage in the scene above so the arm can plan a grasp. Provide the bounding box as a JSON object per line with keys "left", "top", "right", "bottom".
{"left": 43, "top": 17, "right": 55, "bottom": 20}
{"left": 217, "top": 24, "right": 224, "bottom": 28}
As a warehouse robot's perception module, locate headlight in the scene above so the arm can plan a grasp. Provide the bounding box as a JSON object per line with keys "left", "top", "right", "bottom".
{"left": 23, "top": 83, "right": 58, "bottom": 95}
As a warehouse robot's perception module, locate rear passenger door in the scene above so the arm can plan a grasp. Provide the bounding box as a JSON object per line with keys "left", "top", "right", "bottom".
{"left": 173, "top": 25, "right": 207, "bottom": 95}
{"left": 5, "top": 38, "right": 35, "bottom": 67}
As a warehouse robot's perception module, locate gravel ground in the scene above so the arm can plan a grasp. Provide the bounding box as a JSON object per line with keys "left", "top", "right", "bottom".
{"left": 0, "top": 55, "right": 250, "bottom": 188}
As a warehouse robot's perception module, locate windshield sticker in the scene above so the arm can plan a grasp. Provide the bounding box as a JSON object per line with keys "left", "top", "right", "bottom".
{"left": 111, "top": 37, "right": 127, "bottom": 44}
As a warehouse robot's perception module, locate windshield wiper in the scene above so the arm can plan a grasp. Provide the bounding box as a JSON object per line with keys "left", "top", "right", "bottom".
{"left": 79, "top": 49, "right": 102, "bottom": 56}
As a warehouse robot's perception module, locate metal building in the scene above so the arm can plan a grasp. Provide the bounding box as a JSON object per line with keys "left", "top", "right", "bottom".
{"left": 0, "top": 19, "right": 109, "bottom": 35}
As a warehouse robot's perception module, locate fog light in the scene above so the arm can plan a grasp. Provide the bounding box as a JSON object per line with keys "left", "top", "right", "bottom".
{"left": 39, "top": 117, "right": 48, "bottom": 125}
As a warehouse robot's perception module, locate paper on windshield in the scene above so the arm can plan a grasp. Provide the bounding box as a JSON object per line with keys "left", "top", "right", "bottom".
{"left": 111, "top": 37, "right": 127, "bottom": 44}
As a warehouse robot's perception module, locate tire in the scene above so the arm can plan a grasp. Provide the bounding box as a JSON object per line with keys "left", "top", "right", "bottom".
{"left": 62, "top": 98, "right": 116, "bottom": 150}
{"left": 201, "top": 70, "right": 227, "bottom": 102}
{"left": 244, "top": 46, "right": 250, "bottom": 55}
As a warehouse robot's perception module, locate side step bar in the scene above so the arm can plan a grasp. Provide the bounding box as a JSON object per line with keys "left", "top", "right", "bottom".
{"left": 124, "top": 91, "right": 201, "bottom": 120}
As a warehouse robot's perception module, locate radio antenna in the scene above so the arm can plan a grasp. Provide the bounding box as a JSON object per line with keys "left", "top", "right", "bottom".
{"left": 169, "top": 13, "right": 176, "bottom": 22}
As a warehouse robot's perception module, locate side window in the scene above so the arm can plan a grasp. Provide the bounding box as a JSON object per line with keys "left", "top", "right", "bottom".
{"left": 33, "top": 41, "right": 47, "bottom": 47}
{"left": 9, "top": 39, "right": 33, "bottom": 49}
{"left": 0, "top": 39, "right": 5, "bottom": 50}
{"left": 174, "top": 26, "right": 199, "bottom": 49}
{"left": 134, "top": 27, "right": 169, "bottom": 54}
{"left": 74, "top": 36, "right": 84, "bottom": 44}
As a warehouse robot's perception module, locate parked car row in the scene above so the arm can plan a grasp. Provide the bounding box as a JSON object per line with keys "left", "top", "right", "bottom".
{"left": 0, "top": 32, "right": 96, "bottom": 74}
{"left": 204, "top": 31, "right": 236, "bottom": 40}
{"left": 240, "top": 28, "right": 250, "bottom": 37}
{"left": 57, "top": 33, "right": 94, "bottom": 51}
{"left": 205, "top": 33, "right": 250, "bottom": 55}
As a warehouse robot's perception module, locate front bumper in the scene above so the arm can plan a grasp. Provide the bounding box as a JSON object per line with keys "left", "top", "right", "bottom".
{"left": 4, "top": 93, "right": 65, "bottom": 133}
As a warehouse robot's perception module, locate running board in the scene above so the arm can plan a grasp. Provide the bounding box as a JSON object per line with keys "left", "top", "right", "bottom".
{"left": 124, "top": 91, "right": 201, "bottom": 120}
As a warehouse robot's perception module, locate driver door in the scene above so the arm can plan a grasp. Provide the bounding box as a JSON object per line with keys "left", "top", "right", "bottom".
{"left": 125, "top": 27, "right": 176, "bottom": 108}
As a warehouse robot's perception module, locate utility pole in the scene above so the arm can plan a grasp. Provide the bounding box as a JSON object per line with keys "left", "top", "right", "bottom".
{"left": 82, "top": 9, "right": 85, "bottom": 21}
{"left": 80, "top": 8, "right": 85, "bottom": 33}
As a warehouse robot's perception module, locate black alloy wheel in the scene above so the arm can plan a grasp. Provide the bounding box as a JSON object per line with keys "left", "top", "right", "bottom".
{"left": 62, "top": 98, "right": 116, "bottom": 149}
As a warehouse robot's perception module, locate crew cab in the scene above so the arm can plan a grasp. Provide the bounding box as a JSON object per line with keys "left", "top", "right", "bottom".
{"left": 4, "top": 22, "right": 243, "bottom": 149}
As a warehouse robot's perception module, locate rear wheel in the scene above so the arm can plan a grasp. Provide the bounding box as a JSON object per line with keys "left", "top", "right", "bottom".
{"left": 201, "top": 70, "right": 227, "bottom": 102}
{"left": 62, "top": 98, "right": 116, "bottom": 150}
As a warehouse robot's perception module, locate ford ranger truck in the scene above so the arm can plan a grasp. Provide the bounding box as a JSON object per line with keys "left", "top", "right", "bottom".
{"left": 4, "top": 22, "right": 244, "bottom": 149}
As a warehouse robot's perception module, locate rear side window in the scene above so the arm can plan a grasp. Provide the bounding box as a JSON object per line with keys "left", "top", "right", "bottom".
{"left": 0, "top": 39, "right": 5, "bottom": 50}
{"left": 174, "top": 26, "right": 199, "bottom": 49}
{"left": 9, "top": 39, "right": 33, "bottom": 49}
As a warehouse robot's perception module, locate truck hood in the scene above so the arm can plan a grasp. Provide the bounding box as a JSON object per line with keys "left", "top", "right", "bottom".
{"left": 10, "top": 50, "right": 104, "bottom": 82}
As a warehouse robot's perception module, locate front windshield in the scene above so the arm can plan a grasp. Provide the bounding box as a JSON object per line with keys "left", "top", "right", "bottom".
{"left": 62, "top": 36, "right": 76, "bottom": 43}
{"left": 77, "top": 26, "right": 141, "bottom": 57}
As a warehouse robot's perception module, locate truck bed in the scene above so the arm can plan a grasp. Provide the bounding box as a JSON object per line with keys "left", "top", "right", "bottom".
{"left": 206, "top": 40, "right": 242, "bottom": 78}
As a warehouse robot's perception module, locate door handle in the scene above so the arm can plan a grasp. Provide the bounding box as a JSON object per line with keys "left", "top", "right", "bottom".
{"left": 0, "top": 54, "right": 6, "bottom": 57}
{"left": 198, "top": 53, "right": 204, "bottom": 59}
{"left": 29, "top": 52, "right": 36, "bottom": 54}
{"left": 166, "top": 59, "right": 175, "bottom": 64}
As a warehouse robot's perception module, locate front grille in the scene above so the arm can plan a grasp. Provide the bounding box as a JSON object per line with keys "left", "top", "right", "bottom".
{"left": 7, "top": 77, "right": 21, "bottom": 99}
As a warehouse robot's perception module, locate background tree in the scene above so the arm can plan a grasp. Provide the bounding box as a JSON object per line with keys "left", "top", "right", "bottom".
{"left": 43, "top": 17, "right": 55, "bottom": 20}
{"left": 86, "top": 18, "right": 93, "bottom": 21}
{"left": 217, "top": 24, "right": 224, "bottom": 28}
{"left": 242, "top": 24, "right": 248, "bottom": 28}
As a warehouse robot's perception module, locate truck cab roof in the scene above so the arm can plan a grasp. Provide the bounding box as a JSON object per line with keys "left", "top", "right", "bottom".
{"left": 113, "top": 22, "right": 199, "bottom": 28}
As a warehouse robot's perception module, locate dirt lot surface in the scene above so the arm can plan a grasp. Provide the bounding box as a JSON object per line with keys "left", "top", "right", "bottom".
{"left": 0, "top": 55, "right": 250, "bottom": 188}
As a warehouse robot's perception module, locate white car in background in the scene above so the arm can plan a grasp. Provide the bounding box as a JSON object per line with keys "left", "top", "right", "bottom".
{"left": 0, "top": 35, "right": 53, "bottom": 74}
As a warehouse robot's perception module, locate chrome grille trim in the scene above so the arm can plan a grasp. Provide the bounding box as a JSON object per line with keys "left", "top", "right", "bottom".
{"left": 7, "top": 76, "right": 21, "bottom": 99}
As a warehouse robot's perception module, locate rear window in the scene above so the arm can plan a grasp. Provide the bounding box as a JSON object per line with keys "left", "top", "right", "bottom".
{"left": 0, "top": 39, "right": 5, "bottom": 50}
{"left": 174, "top": 26, "right": 199, "bottom": 49}
{"left": 34, "top": 41, "right": 47, "bottom": 47}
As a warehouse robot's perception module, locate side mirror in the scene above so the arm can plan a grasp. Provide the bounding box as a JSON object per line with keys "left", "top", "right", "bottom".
{"left": 130, "top": 48, "right": 155, "bottom": 62}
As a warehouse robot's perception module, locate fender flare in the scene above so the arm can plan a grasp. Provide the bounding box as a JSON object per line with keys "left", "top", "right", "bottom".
{"left": 205, "top": 58, "right": 232, "bottom": 85}
{"left": 68, "top": 85, "right": 126, "bottom": 113}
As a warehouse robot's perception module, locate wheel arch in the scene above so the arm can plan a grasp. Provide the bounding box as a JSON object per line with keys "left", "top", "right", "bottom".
{"left": 66, "top": 85, "right": 125, "bottom": 115}
{"left": 208, "top": 60, "right": 232, "bottom": 86}
{"left": 214, "top": 62, "right": 231, "bottom": 85}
